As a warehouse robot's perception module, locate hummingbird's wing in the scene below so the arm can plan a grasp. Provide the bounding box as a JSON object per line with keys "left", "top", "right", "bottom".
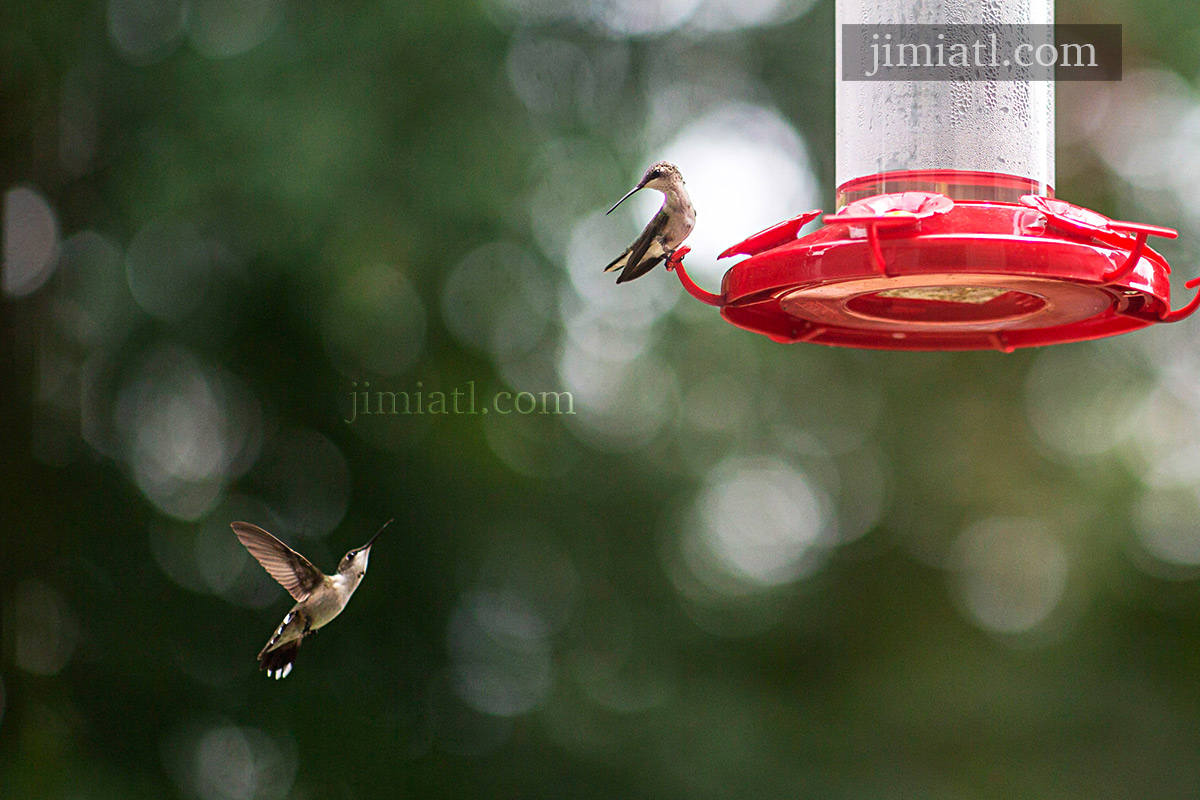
{"left": 616, "top": 208, "right": 669, "bottom": 284}
{"left": 231, "top": 522, "right": 324, "bottom": 602}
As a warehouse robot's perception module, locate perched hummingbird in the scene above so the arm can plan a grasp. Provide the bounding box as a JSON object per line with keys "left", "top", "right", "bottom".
{"left": 231, "top": 519, "right": 390, "bottom": 679}
{"left": 604, "top": 161, "right": 696, "bottom": 283}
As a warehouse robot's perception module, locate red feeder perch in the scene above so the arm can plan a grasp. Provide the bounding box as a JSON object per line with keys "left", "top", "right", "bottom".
{"left": 669, "top": 0, "right": 1198, "bottom": 351}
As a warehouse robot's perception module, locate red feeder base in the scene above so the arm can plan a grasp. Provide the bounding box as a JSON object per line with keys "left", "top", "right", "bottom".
{"left": 671, "top": 193, "right": 1198, "bottom": 352}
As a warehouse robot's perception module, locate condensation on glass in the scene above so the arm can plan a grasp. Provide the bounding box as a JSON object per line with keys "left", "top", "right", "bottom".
{"left": 835, "top": 0, "right": 1054, "bottom": 207}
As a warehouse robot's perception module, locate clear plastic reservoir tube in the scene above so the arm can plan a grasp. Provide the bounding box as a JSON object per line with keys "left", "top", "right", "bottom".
{"left": 835, "top": 0, "right": 1054, "bottom": 206}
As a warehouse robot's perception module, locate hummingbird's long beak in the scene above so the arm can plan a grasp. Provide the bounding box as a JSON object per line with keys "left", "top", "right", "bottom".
{"left": 606, "top": 180, "right": 647, "bottom": 215}
{"left": 363, "top": 518, "right": 393, "bottom": 550}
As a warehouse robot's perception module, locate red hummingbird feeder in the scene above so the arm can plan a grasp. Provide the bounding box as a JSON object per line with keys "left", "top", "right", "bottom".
{"left": 669, "top": 0, "right": 1198, "bottom": 351}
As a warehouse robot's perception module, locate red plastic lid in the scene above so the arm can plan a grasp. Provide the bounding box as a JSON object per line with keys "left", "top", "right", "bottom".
{"left": 671, "top": 192, "right": 1195, "bottom": 352}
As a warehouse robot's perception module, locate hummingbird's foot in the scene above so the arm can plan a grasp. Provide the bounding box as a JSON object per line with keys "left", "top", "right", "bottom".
{"left": 666, "top": 246, "right": 691, "bottom": 272}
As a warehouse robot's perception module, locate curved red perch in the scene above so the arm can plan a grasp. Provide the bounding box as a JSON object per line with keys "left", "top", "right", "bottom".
{"left": 1159, "top": 275, "right": 1200, "bottom": 323}
{"left": 1101, "top": 221, "right": 1176, "bottom": 285}
{"left": 667, "top": 247, "right": 722, "bottom": 307}
{"left": 1100, "top": 232, "right": 1149, "bottom": 285}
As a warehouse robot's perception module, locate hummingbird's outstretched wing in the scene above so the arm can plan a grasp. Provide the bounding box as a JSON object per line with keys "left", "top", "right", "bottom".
{"left": 615, "top": 208, "right": 669, "bottom": 284}
{"left": 231, "top": 522, "right": 324, "bottom": 602}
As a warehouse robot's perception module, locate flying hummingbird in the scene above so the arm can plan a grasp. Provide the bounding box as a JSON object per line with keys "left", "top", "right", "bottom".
{"left": 231, "top": 519, "right": 390, "bottom": 679}
{"left": 604, "top": 161, "right": 696, "bottom": 283}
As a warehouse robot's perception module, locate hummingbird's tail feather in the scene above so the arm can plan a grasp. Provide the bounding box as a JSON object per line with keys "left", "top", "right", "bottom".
{"left": 604, "top": 249, "right": 630, "bottom": 273}
{"left": 257, "top": 608, "right": 307, "bottom": 679}
{"left": 616, "top": 255, "right": 665, "bottom": 283}
{"left": 259, "top": 638, "right": 301, "bottom": 679}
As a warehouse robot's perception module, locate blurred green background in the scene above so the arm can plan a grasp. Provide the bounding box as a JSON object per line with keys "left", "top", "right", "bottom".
{"left": 6, "top": 0, "right": 1200, "bottom": 797}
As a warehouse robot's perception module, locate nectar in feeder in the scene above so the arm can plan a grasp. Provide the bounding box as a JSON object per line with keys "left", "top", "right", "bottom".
{"left": 664, "top": 0, "right": 1197, "bottom": 351}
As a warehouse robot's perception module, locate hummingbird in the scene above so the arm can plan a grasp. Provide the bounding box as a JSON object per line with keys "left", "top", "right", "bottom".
{"left": 604, "top": 161, "right": 696, "bottom": 283}
{"left": 231, "top": 519, "right": 391, "bottom": 679}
